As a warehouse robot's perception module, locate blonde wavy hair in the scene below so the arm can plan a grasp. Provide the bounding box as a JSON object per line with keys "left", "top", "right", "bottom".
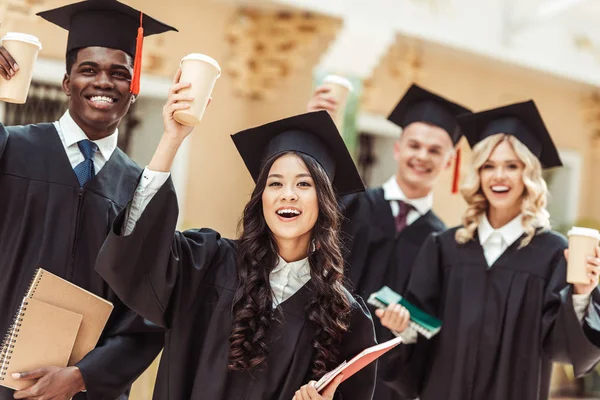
{"left": 455, "top": 134, "right": 550, "bottom": 248}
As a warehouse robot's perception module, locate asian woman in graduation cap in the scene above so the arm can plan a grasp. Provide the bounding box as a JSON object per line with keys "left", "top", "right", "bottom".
{"left": 310, "top": 84, "right": 471, "bottom": 400}
{"left": 0, "top": 1, "right": 176, "bottom": 399}
{"left": 94, "top": 71, "right": 377, "bottom": 399}
{"left": 376, "top": 100, "right": 600, "bottom": 400}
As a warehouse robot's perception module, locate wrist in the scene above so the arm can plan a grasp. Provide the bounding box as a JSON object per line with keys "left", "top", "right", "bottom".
{"left": 161, "top": 131, "right": 186, "bottom": 144}
{"left": 69, "top": 366, "right": 86, "bottom": 392}
{"left": 573, "top": 284, "right": 592, "bottom": 295}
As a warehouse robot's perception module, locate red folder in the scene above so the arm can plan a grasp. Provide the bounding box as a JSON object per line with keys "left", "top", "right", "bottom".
{"left": 315, "top": 336, "right": 403, "bottom": 392}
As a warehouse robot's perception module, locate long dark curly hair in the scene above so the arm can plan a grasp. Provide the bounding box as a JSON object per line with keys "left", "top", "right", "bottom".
{"left": 228, "top": 151, "right": 352, "bottom": 378}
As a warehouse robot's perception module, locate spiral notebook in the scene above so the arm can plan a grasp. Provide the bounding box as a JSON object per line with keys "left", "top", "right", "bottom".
{"left": 26, "top": 269, "right": 114, "bottom": 365}
{"left": 0, "top": 297, "right": 82, "bottom": 390}
{"left": 315, "top": 336, "right": 403, "bottom": 393}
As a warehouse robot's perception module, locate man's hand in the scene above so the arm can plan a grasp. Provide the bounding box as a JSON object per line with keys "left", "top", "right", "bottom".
{"left": 12, "top": 366, "right": 85, "bottom": 400}
{"left": 293, "top": 375, "right": 343, "bottom": 400}
{"left": 306, "top": 85, "right": 337, "bottom": 115}
{"left": 375, "top": 303, "right": 411, "bottom": 334}
{"left": 0, "top": 45, "right": 18, "bottom": 80}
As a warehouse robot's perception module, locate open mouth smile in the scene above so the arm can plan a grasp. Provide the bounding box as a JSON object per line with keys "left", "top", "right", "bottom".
{"left": 276, "top": 208, "right": 302, "bottom": 221}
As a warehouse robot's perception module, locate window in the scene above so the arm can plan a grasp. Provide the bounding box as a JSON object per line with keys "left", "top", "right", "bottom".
{"left": 543, "top": 149, "right": 582, "bottom": 232}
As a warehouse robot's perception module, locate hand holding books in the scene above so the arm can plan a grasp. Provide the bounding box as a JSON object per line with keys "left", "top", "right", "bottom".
{"left": 376, "top": 303, "right": 412, "bottom": 334}
{"left": 368, "top": 286, "right": 442, "bottom": 339}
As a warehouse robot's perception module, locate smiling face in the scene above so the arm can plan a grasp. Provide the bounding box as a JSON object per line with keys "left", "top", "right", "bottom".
{"left": 62, "top": 46, "right": 134, "bottom": 140}
{"left": 480, "top": 138, "right": 525, "bottom": 217}
{"left": 394, "top": 122, "right": 455, "bottom": 196}
{"left": 262, "top": 153, "right": 319, "bottom": 250}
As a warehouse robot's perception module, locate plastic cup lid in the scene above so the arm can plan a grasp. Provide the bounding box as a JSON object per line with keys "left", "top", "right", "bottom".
{"left": 567, "top": 226, "right": 600, "bottom": 240}
{"left": 1, "top": 32, "right": 42, "bottom": 50}
{"left": 323, "top": 75, "right": 354, "bottom": 92}
{"left": 180, "top": 53, "right": 221, "bottom": 77}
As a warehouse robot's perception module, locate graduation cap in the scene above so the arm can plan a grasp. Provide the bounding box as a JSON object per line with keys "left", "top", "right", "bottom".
{"left": 388, "top": 84, "right": 472, "bottom": 193}
{"left": 388, "top": 84, "right": 471, "bottom": 144}
{"left": 458, "top": 100, "right": 562, "bottom": 169}
{"left": 37, "top": 0, "right": 178, "bottom": 95}
{"left": 231, "top": 111, "right": 364, "bottom": 196}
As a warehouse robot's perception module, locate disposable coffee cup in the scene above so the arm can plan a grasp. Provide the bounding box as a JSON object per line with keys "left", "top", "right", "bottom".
{"left": 567, "top": 227, "right": 600, "bottom": 284}
{"left": 173, "top": 53, "right": 221, "bottom": 127}
{"left": 0, "top": 32, "right": 42, "bottom": 104}
{"left": 322, "top": 75, "right": 354, "bottom": 131}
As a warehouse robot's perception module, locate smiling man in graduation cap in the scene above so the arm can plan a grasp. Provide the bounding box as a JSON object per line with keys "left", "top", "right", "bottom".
{"left": 309, "top": 83, "right": 471, "bottom": 400}
{"left": 379, "top": 100, "right": 600, "bottom": 400}
{"left": 0, "top": 1, "right": 177, "bottom": 399}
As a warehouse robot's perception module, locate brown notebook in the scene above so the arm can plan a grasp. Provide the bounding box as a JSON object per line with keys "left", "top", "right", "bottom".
{"left": 26, "top": 269, "right": 114, "bottom": 365}
{"left": 0, "top": 297, "right": 82, "bottom": 390}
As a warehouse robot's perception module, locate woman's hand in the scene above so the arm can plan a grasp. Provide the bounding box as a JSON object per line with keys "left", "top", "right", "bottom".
{"left": 567, "top": 247, "right": 600, "bottom": 295}
{"left": 292, "top": 375, "right": 343, "bottom": 400}
{"left": 375, "top": 304, "right": 411, "bottom": 333}
{"left": 149, "top": 69, "right": 212, "bottom": 173}
{"left": 163, "top": 68, "right": 197, "bottom": 141}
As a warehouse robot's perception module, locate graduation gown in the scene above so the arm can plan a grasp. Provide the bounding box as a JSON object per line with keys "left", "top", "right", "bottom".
{"left": 95, "top": 179, "right": 377, "bottom": 400}
{"left": 341, "top": 187, "right": 445, "bottom": 400}
{"left": 0, "top": 123, "right": 164, "bottom": 400}
{"left": 381, "top": 227, "right": 600, "bottom": 400}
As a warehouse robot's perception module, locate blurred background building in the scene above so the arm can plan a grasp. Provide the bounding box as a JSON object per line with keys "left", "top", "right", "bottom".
{"left": 2, "top": 0, "right": 600, "bottom": 398}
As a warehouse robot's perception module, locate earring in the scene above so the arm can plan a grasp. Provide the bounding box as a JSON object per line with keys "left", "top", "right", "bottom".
{"left": 310, "top": 239, "right": 316, "bottom": 254}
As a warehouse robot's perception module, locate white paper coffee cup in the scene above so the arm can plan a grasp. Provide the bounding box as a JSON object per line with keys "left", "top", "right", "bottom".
{"left": 322, "top": 75, "right": 353, "bottom": 131}
{"left": 567, "top": 226, "right": 600, "bottom": 284}
{"left": 0, "top": 32, "right": 42, "bottom": 104}
{"left": 173, "top": 53, "right": 221, "bottom": 127}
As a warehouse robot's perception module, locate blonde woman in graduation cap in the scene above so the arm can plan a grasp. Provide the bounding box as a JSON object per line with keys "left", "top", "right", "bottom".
{"left": 94, "top": 70, "right": 377, "bottom": 400}
{"left": 376, "top": 100, "right": 600, "bottom": 400}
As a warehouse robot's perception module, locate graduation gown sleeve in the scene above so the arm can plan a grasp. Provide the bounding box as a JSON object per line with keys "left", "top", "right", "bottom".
{"left": 335, "top": 295, "right": 377, "bottom": 400}
{"left": 0, "top": 124, "right": 7, "bottom": 160}
{"left": 540, "top": 249, "right": 600, "bottom": 376}
{"left": 379, "top": 233, "right": 442, "bottom": 397}
{"left": 96, "top": 177, "right": 226, "bottom": 329}
{"left": 75, "top": 309, "right": 164, "bottom": 399}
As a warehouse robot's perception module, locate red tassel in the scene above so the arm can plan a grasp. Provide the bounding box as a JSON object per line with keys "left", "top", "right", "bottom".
{"left": 130, "top": 12, "right": 144, "bottom": 95}
{"left": 452, "top": 147, "right": 461, "bottom": 194}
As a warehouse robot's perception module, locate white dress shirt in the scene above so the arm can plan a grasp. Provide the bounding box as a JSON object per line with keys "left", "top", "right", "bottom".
{"left": 123, "top": 168, "right": 312, "bottom": 305}
{"left": 382, "top": 175, "right": 433, "bottom": 225}
{"left": 396, "top": 213, "right": 591, "bottom": 344}
{"left": 270, "top": 256, "right": 312, "bottom": 307}
{"left": 53, "top": 110, "right": 119, "bottom": 173}
{"left": 478, "top": 213, "right": 524, "bottom": 267}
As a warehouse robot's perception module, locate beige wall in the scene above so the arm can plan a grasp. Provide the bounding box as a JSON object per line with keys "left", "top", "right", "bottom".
{"left": 365, "top": 39, "right": 599, "bottom": 227}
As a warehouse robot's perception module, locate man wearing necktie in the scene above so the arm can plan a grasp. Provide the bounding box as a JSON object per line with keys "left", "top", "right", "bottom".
{"left": 0, "top": 1, "right": 177, "bottom": 399}
{"left": 309, "top": 84, "right": 472, "bottom": 400}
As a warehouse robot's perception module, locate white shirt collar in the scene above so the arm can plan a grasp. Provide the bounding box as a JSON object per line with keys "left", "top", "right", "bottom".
{"left": 382, "top": 175, "right": 433, "bottom": 215}
{"left": 271, "top": 255, "right": 311, "bottom": 280}
{"left": 58, "top": 110, "right": 119, "bottom": 161}
{"left": 478, "top": 213, "right": 524, "bottom": 247}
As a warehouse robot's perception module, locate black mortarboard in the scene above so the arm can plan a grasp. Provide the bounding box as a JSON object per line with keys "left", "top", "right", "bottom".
{"left": 37, "top": 0, "right": 178, "bottom": 95}
{"left": 458, "top": 100, "right": 562, "bottom": 169}
{"left": 231, "top": 111, "right": 364, "bottom": 196}
{"left": 388, "top": 84, "right": 472, "bottom": 145}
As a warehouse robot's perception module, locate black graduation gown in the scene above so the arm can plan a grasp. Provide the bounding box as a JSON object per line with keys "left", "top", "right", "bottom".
{"left": 341, "top": 187, "right": 445, "bottom": 400}
{"left": 95, "top": 179, "right": 377, "bottom": 400}
{"left": 381, "top": 227, "right": 600, "bottom": 400}
{"left": 0, "top": 123, "right": 164, "bottom": 400}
